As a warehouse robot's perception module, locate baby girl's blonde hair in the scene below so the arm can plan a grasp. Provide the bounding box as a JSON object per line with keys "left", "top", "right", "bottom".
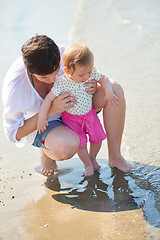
{"left": 63, "top": 44, "right": 94, "bottom": 71}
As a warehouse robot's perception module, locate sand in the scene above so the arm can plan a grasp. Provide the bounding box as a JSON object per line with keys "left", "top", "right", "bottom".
{"left": 0, "top": 140, "right": 160, "bottom": 240}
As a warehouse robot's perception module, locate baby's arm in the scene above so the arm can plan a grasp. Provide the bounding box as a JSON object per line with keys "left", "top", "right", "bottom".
{"left": 98, "top": 74, "right": 119, "bottom": 105}
{"left": 37, "top": 91, "right": 57, "bottom": 133}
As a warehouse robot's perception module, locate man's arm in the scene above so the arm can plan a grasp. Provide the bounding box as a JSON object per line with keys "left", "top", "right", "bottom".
{"left": 98, "top": 74, "right": 119, "bottom": 104}
{"left": 16, "top": 91, "right": 77, "bottom": 140}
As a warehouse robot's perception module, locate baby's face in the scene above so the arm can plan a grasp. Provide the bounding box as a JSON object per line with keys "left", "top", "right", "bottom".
{"left": 69, "top": 63, "right": 93, "bottom": 83}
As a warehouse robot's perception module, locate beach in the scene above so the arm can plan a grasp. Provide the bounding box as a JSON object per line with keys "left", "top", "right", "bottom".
{"left": 1, "top": 140, "right": 160, "bottom": 239}
{"left": 0, "top": 0, "right": 160, "bottom": 239}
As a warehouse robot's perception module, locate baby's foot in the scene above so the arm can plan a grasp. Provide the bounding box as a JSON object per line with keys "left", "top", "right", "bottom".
{"left": 84, "top": 163, "right": 94, "bottom": 177}
{"left": 40, "top": 150, "right": 59, "bottom": 176}
{"left": 92, "top": 158, "right": 101, "bottom": 171}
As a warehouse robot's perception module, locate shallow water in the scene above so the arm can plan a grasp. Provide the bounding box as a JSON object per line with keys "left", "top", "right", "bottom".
{"left": 0, "top": 0, "right": 160, "bottom": 237}
{"left": 66, "top": 0, "right": 160, "bottom": 230}
{"left": 44, "top": 158, "right": 160, "bottom": 229}
{"left": 69, "top": 0, "right": 160, "bottom": 164}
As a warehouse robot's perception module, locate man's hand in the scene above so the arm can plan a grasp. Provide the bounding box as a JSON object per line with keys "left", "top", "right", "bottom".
{"left": 48, "top": 91, "right": 77, "bottom": 118}
{"left": 103, "top": 93, "right": 119, "bottom": 105}
{"left": 84, "top": 79, "right": 97, "bottom": 95}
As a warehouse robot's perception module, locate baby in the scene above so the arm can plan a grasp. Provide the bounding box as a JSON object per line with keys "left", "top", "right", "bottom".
{"left": 37, "top": 44, "right": 119, "bottom": 176}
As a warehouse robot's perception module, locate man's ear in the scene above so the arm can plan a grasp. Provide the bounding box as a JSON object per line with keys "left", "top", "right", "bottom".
{"left": 64, "top": 67, "right": 70, "bottom": 74}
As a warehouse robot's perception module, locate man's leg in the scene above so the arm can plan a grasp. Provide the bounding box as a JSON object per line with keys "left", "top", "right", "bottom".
{"left": 40, "top": 148, "right": 59, "bottom": 176}
{"left": 92, "top": 81, "right": 132, "bottom": 172}
{"left": 41, "top": 126, "right": 80, "bottom": 175}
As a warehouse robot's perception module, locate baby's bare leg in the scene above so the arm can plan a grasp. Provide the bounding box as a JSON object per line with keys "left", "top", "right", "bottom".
{"left": 78, "top": 145, "right": 94, "bottom": 176}
{"left": 89, "top": 142, "right": 102, "bottom": 171}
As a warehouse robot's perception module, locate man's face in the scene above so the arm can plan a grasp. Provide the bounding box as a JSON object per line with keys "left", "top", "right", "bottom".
{"left": 34, "top": 66, "right": 60, "bottom": 84}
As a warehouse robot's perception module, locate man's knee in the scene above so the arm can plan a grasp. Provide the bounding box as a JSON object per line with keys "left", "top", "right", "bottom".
{"left": 60, "top": 139, "right": 79, "bottom": 160}
{"left": 111, "top": 80, "right": 125, "bottom": 99}
{"left": 51, "top": 135, "right": 79, "bottom": 160}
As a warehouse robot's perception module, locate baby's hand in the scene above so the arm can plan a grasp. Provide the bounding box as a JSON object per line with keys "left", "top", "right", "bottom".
{"left": 37, "top": 119, "right": 48, "bottom": 134}
{"left": 103, "top": 93, "right": 119, "bottom": 105}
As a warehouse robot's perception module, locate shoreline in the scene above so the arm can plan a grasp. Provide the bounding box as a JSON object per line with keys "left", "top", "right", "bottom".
{"left": 0, "top": 140, "right": 160, "bottom": 239}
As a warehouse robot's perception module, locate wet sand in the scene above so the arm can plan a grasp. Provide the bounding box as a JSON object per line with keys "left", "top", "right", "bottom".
{"left": 0, "top": 137, "right": 160, "bottom": 240}
{"left": 0, "top": 0, "right": 160, "bottom": 238}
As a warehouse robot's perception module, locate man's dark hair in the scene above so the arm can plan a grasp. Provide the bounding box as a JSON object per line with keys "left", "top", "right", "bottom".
{"left": 21, "top": 35, "right": 60, "bottom": 75}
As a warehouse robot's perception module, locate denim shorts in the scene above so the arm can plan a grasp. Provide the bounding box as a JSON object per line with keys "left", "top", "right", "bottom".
{"left": 32, "top": 119, "right": 66, "bottom": 148}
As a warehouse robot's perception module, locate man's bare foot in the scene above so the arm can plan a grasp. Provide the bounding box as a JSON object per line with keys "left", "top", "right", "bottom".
{"left": 92, "top": 158, "right": 101, "bottom": 171}
{"left": 108, "top": 154, "right": 133, "bottom": 173}
{"left": 40, "top": 149, "right": 59, "bottom": 176}
{"left": 84, "top": 162, "right": 94, "bottom": 177}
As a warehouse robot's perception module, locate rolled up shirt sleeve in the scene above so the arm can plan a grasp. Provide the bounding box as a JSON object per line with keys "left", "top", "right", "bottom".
{"left": 2, "top": 81, "right": 26, "bottom": 143}
{"left": 2, "top": 60, "right": 39, "bottom": 145}
{"left": 2, "top": 45, "right": 66, "bottom": 146}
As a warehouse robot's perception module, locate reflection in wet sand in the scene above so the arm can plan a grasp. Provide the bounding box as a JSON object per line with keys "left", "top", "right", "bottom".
{"left": 18, "top": 158, "right": 160, "bottom": 240}
{"left": 46, "top": 170, "right": 138, "bottom": 212}
{"left": 44, "top": 159, "right": 160, "bottom": 228}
